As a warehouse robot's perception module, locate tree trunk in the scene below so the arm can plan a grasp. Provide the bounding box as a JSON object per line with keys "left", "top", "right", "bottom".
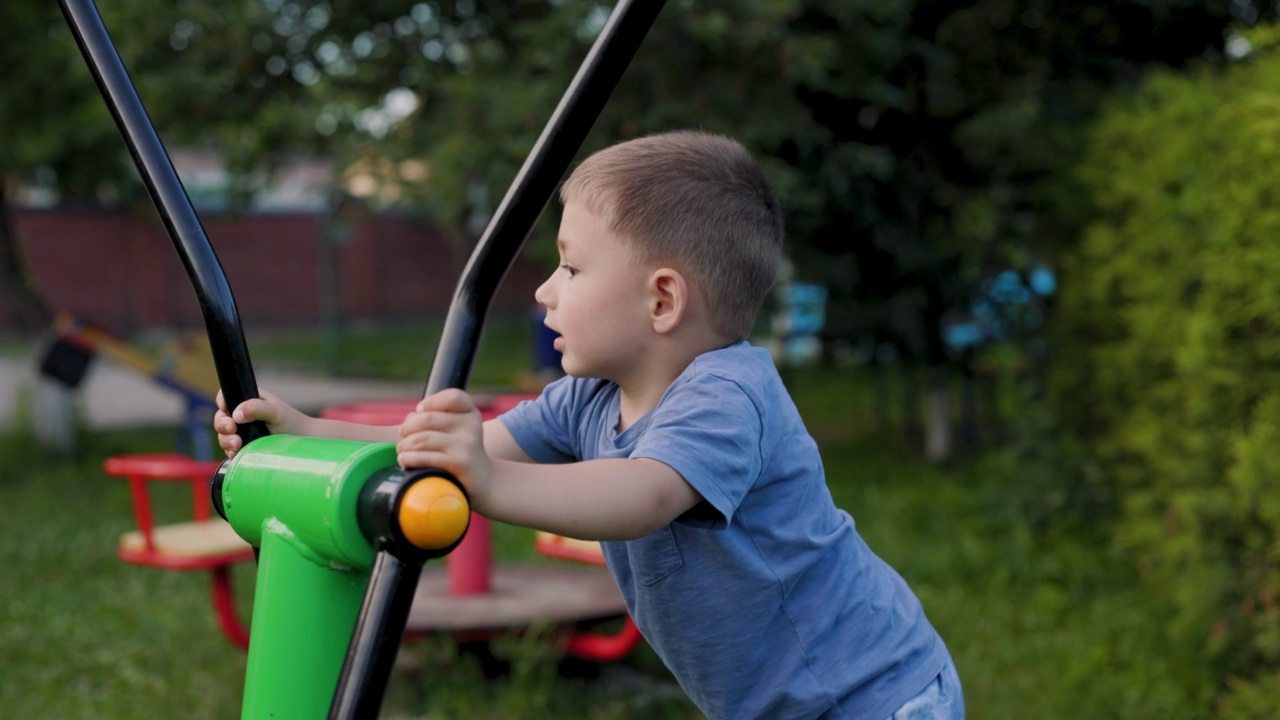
{"left": 959, "top": 359, "right": 979, "bottom": 450}
{"left": 900, "top": 362, "right": 922, "bottom": 448}
{"left": 0, "top": 182, "right": 53, "bottom": 332}
{"left": 923, "top": 365, "right": 952, "bottom": 463}
{"left": 872, "top": 360, "right": 890, "bottom": 431}
{"left": 920, "top": 281, "right": 953, "bottom": 463}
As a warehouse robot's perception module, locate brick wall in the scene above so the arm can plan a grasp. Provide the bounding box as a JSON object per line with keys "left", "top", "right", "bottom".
{"left": 10, "top": 207, "right": 547, "bottom": 333}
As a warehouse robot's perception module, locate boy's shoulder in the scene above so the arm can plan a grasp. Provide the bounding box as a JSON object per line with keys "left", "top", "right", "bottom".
{"left": 539, "top": 372, "right": 615, "bottom": 406}
{"left": 650, "top": 342, "right": 805, "bottom": 442}
{"left": 681, "top": 341, "right": 775, "bottom": 382}
{"left": 673, "top": 341, "right": 781, "bottom": 403}
{"left": 537, "top": 342, "right": 787, "bottom": 426}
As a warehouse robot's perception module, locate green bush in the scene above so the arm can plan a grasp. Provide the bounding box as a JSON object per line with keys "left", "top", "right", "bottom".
{"left": 1055, "top": 24, "right": 1280, "bottom": 714}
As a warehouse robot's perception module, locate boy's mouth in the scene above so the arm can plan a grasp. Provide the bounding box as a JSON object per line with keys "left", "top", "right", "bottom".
{"left": 544, "top": 321, "right": 563, "bottom": 351}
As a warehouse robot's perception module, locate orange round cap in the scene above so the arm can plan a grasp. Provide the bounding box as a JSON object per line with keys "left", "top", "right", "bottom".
{"left": 398, "top": 476, "right": 470, "bottom": 551}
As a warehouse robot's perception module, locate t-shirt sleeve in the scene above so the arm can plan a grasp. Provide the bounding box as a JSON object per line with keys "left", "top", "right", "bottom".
{"left": 631, "top": 373, "right": 764, "bottom": 529}
{"left": 497, "top": 376, "right": 584, "bottom": 463}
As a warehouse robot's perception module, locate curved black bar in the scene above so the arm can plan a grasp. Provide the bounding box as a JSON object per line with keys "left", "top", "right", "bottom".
{"left": 425, "top": 0, "right": 667, "bottom": 396}
{"left": 331, "top": 468, "right": 469, "bottom": 719}
{"left": 57, "top": 0, "right": 267, "bottom": 446}
{"left": 334, "top": 1, "right": 666, "bottom": 717}
{"left": 328, "top": 550, "right": 421, "bottom": 720}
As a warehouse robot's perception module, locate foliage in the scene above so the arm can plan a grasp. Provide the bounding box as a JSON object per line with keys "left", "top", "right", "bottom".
{"left": 110, "top": 1, "right": 347, "bottom": 193}
{"left": 1053, "top": 23, "right": 1280, "bottom": 714}
{"left": 369, "top": 0, "right": 1265, "bottom": 369}
{"left": 0, "top": 4, "right": 125, "bottom": 197}
{"left": 19, "top": 0, "right": 1259, "bottom": 352}
{"left": 0, "top": 3, "right": 117, "bottom": 328}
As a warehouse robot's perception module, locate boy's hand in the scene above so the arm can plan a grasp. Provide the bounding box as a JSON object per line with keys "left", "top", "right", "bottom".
{"left": 397, "top": 389, "right": 492, "bottom": 508}
{"left": 213, "top": 389, "right": 306, "bottom": 459}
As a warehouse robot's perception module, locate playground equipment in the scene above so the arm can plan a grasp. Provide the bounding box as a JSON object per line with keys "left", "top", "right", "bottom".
{"left": 102, "top": 452, "right": 254, "bottom": 649}
{"left": 35, "top": 311, "right": 261, "bottom": 650}
{"left": 58, "top": 0, "right": 664, "bottom": 717}
{"left": 320, "top": 395, "right": 642, "bottom": 664}
{"left": 38, "top": 313, "right": 258, "bottom": 645}
{"left": 40, "top": 312, "right": 220, "bottom": 458}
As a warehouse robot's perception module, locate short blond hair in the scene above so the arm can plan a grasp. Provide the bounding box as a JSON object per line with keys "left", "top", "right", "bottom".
{"left": 560, "top": 130, "right": 784, "bottom": 341}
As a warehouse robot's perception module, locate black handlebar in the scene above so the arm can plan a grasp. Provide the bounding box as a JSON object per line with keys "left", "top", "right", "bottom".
{"left": 57, "top": 0, "right": 664, "bottom": 716}
{"left": 337, "top": 3, "right": 665, "bottom": 716}
{"left": 57, "top": 0, "right": 268, "bottom": 446}
{"left": 425, "top": 0, "right": 666, "bottom": 396}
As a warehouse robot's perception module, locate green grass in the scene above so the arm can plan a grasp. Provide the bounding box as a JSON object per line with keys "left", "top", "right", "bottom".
{"left": 0, "top": 359, "right": 1209, "bottom": 718}
{"left": 245, "top": 317, "right": 536, "bottom": 389}
{"left": 0, "top": 427, "right": 249, "bottom": 718}
{"left": 817, "top": 436, "right": 1206, "bottom": 718}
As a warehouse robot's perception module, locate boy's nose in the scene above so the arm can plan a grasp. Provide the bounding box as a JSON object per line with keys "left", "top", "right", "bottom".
{"left": 534, "top": 275, "right": 554, "bottom": 307}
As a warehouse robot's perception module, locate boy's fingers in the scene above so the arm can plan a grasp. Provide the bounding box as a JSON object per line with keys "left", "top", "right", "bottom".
{"left": 219, "top": 434, "right": 242, "bottom": 458}
{"left": 398, "top": 413, "right": 425, "bottom": 437}
{"left": 397, "top": 449, "right": 463, "bottom": 474}
{"left": 231, "top": 398, "right": 265, "bottom": 424}
{"left": 400, "top": 409, "right": 470, "bottom": 437}
{"left": 396, "top": 430, "right": 451, "bottom": 454}
{"left": 217, "top": 391, "right": 269, "bottom": 423}
{"left": 416, "top": 388, "right": 474, "bottom": 414}
{"left": 399, "top": 431, "right": 478, "bottom": 461}
{"left": 399, "top": 411, "right": 425, "bottom": 431}
{"left": 397, "top": 449, "right": 435, "bottom": 469}
{"left": 213, "top": 413, "right": 235, "bottom": 434}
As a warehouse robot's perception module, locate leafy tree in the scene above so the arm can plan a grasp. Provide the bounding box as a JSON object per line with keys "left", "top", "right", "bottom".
{"left": 0, "top": 0, "right": 331, "bottom": 331}
{"left": 1055, "top": 23, "right": 1280, "bottom": 715}
{"left": 6, "top": 1, "right": 1268, "bottom": 457}
{"left": 763, "top": 0, "right": 1263, "bottom": 457}
{"left": 356, "top": 0, "right": 1264, "bottom": 457}
{"left": 0, "top": 0, "right": 422, "bottom": 333}
{"left": 0, "top": 3, "right": 127, "bottom": 330}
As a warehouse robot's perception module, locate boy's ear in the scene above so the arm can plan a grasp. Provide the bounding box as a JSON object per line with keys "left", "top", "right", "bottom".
{"left": 648, "top": 267, "right": 688, "bottom": 334}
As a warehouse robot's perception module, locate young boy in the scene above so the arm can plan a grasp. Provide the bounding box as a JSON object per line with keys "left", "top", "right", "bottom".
{"left": 216, "top": 130, "right": 963, "bottom": 719}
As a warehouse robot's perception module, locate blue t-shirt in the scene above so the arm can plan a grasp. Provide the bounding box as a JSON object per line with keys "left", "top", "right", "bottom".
{"left": 500, "top": 342, "right": 949, "bottom": 719}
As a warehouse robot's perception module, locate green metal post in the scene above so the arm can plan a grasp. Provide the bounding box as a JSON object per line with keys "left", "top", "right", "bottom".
{"left": 220, "top": 435, "right": 398, "bottom": 720}
{"left": 242, "top": 530, "right": 366, "bottom": 719}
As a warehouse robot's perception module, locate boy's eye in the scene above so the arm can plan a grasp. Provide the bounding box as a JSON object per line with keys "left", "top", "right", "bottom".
{"left": 560, "top": 264, "right": 578, "bottom": 277}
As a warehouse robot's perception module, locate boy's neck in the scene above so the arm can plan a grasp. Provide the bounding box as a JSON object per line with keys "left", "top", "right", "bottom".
{"left": 615, "top": 332, "right": 738, "bottom": 432}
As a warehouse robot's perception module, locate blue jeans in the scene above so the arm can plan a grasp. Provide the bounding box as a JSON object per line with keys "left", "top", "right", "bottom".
{"left": 885, "top": 660, "right": 964, "bottom": 720}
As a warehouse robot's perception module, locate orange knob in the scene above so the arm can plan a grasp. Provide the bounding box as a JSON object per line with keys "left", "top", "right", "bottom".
{"left": 397, "top": 476, "right": 470, "bottom": 551}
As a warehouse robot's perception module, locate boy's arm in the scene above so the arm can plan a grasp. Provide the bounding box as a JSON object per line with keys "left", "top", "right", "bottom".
{"left": 215, "top": 389, "right": 398, "bottom": 457}
{"left": 487, "top": 416, "right": 702, "bottom": 540}
{"left": 483, "top": 418, "right": 536, "bottom": 463}
{"left": 218, "top": 389, "right": 536, "bottom": 463}
{"left": 481, "top": 457, "right": 703, "bottom": 541}
{"left": 398, "top": 390, "right": 704, "bottom": 541}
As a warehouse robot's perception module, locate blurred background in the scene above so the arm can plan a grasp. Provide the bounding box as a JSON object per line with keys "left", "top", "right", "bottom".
{"left": 1, "top": 1, "right": 1278, "bottom": 718}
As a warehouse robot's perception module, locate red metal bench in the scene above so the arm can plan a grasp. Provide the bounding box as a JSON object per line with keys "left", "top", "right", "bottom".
{"left": 103, "top": 453, "right": 254, "bottom": 649}
{"left": 533, "top": 532, "right": 643, "bottom": 662}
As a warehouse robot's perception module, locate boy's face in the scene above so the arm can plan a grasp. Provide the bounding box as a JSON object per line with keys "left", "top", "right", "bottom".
{"left": 535, "top": 200, "right": 653, "bottom": 383}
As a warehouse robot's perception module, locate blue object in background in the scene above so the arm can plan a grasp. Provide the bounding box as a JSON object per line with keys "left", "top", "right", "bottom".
{"left": 786, "top": 283, "right": 828, "bottom": 336}
{"left": 943, "top": 323, "right": 985, "bottom": 350}
{"left": 942, "top": 266, "right": 1055, "bottom": 351}
{"left": 775, "top": 282, "right": 827, "bottom": 365}
{"left": 1029, "top": 266, "right": 1057, "bottom": 297}
{"left": 531, "top": 306, "right": 562, "bottom": 372}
